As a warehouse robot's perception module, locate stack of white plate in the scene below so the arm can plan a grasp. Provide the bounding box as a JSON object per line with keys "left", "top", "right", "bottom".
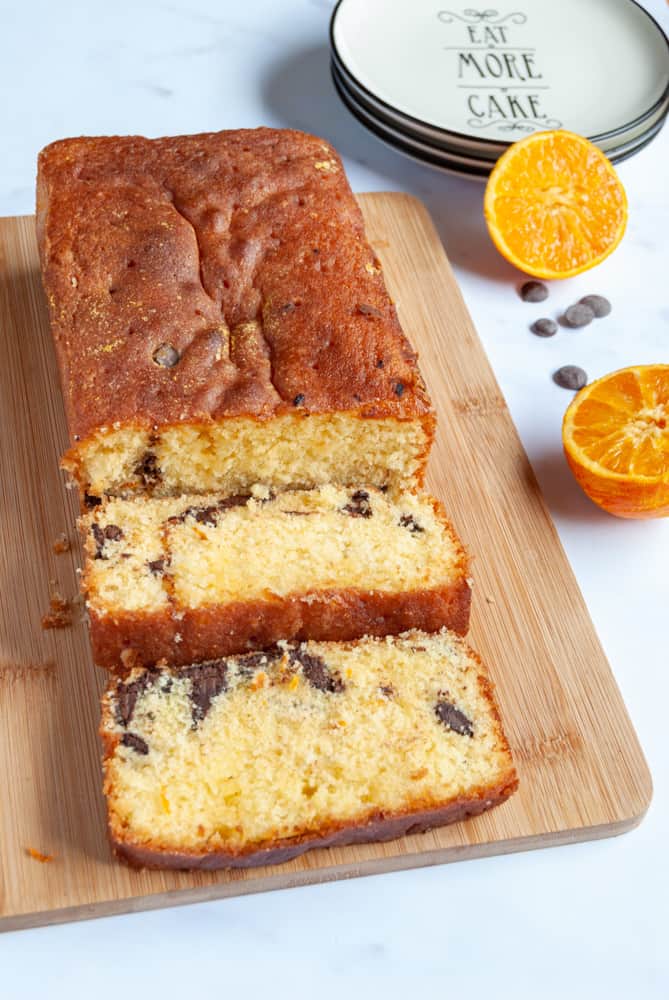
{"left": 330, "top": 0, "right": 669, "bottom": 178}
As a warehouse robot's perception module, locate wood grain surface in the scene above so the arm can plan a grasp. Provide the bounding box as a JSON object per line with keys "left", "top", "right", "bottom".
{"left": 0, "top": 195, "right": 652, "bottom": 932}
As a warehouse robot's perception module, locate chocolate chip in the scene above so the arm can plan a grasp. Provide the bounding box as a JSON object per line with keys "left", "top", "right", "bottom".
{"left": 293, "top": 393, "right": 305, "bottom": 406}
{"left": 342, "top": 489, "right": 372, "bottom": 518}
{"left": 134, "top": 451, "right": 161, "bottom": 487}
{"left": 399, "top": 513, "right": 424, "bottom": 533}
{"left": 519, "top": 280, "right": 548, "bottom": 303}
{"left": 153, "top": 343, "right": 180, "bottom": 367}
{"left": 279, "top": 302, "right": 295, "bottom": 313}
{"left": 376, "top": 359, "right": 384, "bottom": 368}
{"left": 579, "top": 294, "right": 611, "bottom": 318}
{"left": 380, "top": 684, "right": 395, "bottom": 698}
{"left": 531, "top": 318, "right": 557, "bottom": 338}
{"left": 121, "top": 732, "right": 149, "bottom": 755}
{"left": 218, "top": 494, "right": 251, "bottom": 510}
{"left": 553, "top": 365, "right": 587, "bottom": 390}
{"left": 83, "top": 492, "right": 101, "bottom": 509}
{"left": 182, "top": 660, "right": 229, "bottom": 723}
{"left": 235, "top": 648, "right": 282, "bottom": 678}
{"left": 104, "top": 524, "right": 123, "bottom": 542}
{"left": 563, "top": 303, "right": 594, "bottom": 328}
{"left": 115, "top": 671, "right": 159, "bottom": 727}
{"left": 394, "top": 382, "right": 405, "bottom": 397}
{"left": 435, "top": 700, "right": 474, "bottom": 737}
{"left": 356, "top": 303, "right": 382, "bottom": 318}
{"left": 91, "top": 523, "right": 106, "bottom": 559}
{"left": 290, "top": 648, "right": 344, "bottom": 693}
{"left": 147, "top": 557, "right": 167, "bottom": 575}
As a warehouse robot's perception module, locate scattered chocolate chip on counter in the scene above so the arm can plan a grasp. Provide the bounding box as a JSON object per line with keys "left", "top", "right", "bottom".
{"left": 553, "top": 365, "right": 588, "bottom": 390}
{"left": 52, "top": 532, "right": 71, "bottom": 554}
{"left": 563, "top": 303, "right": 594, "bottom": 328}
{"left": 519, "top": 280, "right": 548, "bottom": 303}
{"left": 531, "top": 318, "right": 558, "bottom": 338}
{"left": 579, "top": 294, "right": 611, "bottom": 318}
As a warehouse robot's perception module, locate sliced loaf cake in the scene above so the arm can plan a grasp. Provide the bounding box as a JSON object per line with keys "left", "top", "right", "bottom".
{"left": 101, "top": 629, "right": 518, "bottom": 869}
{"left": 82, "top": 485, "right": 470, "bottom": 670}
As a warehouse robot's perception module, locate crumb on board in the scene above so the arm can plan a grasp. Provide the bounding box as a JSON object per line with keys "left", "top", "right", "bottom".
{"left": 485, "top": 596, "right": 496, "bottom": 605}
{"left": 26, "top": 847, "right": 55, "bottom": 863}
{"left": 41, "top": 592, "right": 73, "bottom": 629}
{"left": 52, "top": 533, "right": 71, "bottom": 554}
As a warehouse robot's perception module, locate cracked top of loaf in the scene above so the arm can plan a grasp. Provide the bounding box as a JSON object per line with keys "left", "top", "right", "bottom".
{"left": 36, "top": 128, "right": 432, "bottom": 443}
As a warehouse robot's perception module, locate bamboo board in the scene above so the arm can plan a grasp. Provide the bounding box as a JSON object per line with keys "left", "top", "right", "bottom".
{"left": 0, "top": 195, "right": 651, "bottom": 931}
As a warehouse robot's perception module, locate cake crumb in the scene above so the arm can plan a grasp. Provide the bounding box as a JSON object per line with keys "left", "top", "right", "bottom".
{"left": 41, "top": 592, "right": 73, "bottom": 629}
{"left": 53, "top": 532, "right": 71, "bottom": 554}
{"left": 26, "top": 847, "right": 54, "bottom": 863}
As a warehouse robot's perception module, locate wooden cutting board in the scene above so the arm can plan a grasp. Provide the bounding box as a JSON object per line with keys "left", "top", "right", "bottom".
{"left": 0, "top": 195, "right": 651, "bottom": 932}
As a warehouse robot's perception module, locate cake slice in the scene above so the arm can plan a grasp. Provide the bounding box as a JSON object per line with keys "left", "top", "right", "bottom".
{"left": 37, "top": 128, "right": 434, "bottom": 502}
{"left": 101, "top": 629, "right": 518, "bottom": 869}
{"left": 82, "top": 486, "right": 470, "bottom": 670}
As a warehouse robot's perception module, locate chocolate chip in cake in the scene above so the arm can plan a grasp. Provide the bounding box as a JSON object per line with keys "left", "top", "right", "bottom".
{"left": 435, "top": 700, "right": 474, "bottom": 737}
{"left": 579, "top": 294, "right": 611, "bottom": 318}
{"left": 91, "top": 523, "right": 106, "bottom": 559}
{"left": 115, "top": 671, "right": 160, "bottom": 728}
{"left": 236, "top": 648, "right": 282, "bottom": 678}
{"left": 553, "top": 365, "right": 588, "bottom": 390}
{"left": 83, "top": 493, "right": 102, "bottom": 509}
{"left": 290, "top": 648, "right": 345, "bottom": 693}
{"left": 356, "top": 303, "right": 383, "bottom": 318}
{"left": 183, "top": 660, "right": 229, "bottom": 724}
{"left": 104, "top": 524, "right": 123, "bottom": 542}
{"left": 147, "top": 557, "right": 167, "bottom": 576}
{"left": 563, "top": 303, "right": 594, "bottom": 328}
{"left": 394, "top": 382, "right": 405, "bottom": 397}
{"left": 152, "top": 343, "right": 180, "bottom": 368}
{"left": 218, "top": 494, "right": 251, "bottom": 510}
{"left": 134, "top": 451, "right": 161, "bottom": 487}
{"left": 531, "top": 318, "right": 557, "bottom": 338}
{"left": 399, "top": 513, "right": 424, "bottom": 533}
{"left": 293, "top": 393, "right": 305, "bottom": 406}
{"left": 376, "top": 359, "right": 384, "bottom": 368}
{"left": 380, "top": 684, "right": 395, "bottom": 698}
{"left": 519, "top": 280, "right": 548, "bottom": 303}
{"left": 342, "top": 489, "right": 372, "bottom": 518}
{"left": 121, "top": 732, "right": 149, "bottom": 755}
{"left": 279, "top": 302, "right": 296, "bottom": 314}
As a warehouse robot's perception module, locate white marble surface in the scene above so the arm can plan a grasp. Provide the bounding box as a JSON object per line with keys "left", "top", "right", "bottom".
{"left": 1, "top": 0, "right": 667, "bottom": 994}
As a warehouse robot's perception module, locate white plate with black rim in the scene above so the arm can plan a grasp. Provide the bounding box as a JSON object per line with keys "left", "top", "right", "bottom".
{"left": 330, "top": 0, "right": 669, "bottom": 159}
{"left": 331, "top": 57, "right": 667, "bottom": 178}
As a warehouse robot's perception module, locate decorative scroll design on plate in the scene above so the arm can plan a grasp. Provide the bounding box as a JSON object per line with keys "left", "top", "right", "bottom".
{"left": 438, "top": 9, "right": 528, "bottom": 25}
{"left": 467, "top": 116, "right": 563, "bottom": 131}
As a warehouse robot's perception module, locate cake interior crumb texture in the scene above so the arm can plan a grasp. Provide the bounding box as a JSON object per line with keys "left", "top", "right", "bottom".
{"left": 83, "top": 486, "right": 466, "bottom": 614}
{"left": 102, "top": 630, "right": 518, "bottom": 863}
{"left": 67, "top": 414, "right": 431, "bottom": 500}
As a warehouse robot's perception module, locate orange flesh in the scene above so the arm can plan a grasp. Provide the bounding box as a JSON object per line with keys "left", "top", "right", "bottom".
{"left": 563, "top": 366, "right": 669, "bottom": 518}
{"left": 485, "top": 130, "right": 627, "bottom": 279}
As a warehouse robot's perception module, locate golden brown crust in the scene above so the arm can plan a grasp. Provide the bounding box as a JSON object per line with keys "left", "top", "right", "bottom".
{"left": 107, "top": 781, "right": 518, "bottom": 871}
{"left": 89, "top": 580, "right": 471, "bottom": 672}
{"left": 36, "top": 128, "right": 434, "bottom": 449}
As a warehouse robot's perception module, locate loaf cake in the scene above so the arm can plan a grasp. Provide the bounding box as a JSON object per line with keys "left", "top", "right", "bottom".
{"left": 37, "top": 128, "right": 434, "bottom": 502}
{"left": 101, "top": 629, "right": 518, "bottom": 869}
{"left": 82, "top": 485, "right": 470, "bottom": 670}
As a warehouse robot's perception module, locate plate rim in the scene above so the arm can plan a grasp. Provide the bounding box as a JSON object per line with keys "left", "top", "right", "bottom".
{"left": 330, "top": 0, "right": 669, "bottom": 149}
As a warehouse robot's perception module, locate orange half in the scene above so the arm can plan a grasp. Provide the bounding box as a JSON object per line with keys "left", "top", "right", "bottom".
{"left": 484, "top": 130, "right": 628, "bottom": 279}
{"left": 562, "top": 365, "right": 669, "bottom": 518}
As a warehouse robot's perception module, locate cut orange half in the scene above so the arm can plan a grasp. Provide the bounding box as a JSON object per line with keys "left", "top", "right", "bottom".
{"left": 562, "top": 365, "right": 669, "bottom": 519}
{"left": 484, "top": 130, "right": 628, "bottom": 279}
